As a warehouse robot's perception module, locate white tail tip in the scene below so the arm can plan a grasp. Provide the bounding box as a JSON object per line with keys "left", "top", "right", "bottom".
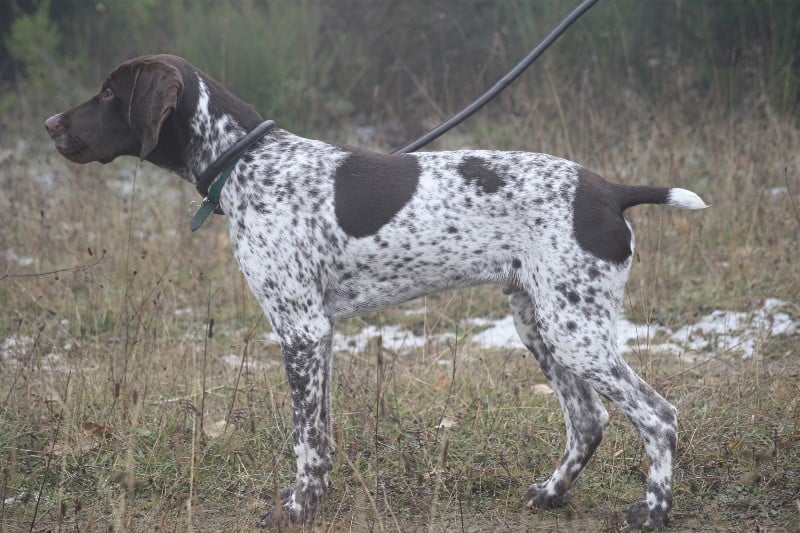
{"left": 667, "top": 188, "right": 708, "bottom": 209}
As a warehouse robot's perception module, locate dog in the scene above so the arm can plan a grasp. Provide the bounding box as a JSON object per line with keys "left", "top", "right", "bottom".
{"left": 46, "top": 54, "right": 706, "bottom": 528}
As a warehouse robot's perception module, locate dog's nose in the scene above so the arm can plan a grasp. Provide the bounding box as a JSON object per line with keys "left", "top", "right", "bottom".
{"left": 45, "top": 114, "right": 61, "bottom": 136}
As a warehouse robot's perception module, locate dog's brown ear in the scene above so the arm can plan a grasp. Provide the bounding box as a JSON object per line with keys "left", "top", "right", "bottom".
{"left": 126, "top": 61, "right": 184, "bottom": 159}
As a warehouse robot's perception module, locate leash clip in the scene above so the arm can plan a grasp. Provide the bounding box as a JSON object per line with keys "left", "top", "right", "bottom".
{"left": 191, "top": 197, "right": 219, "bottom": 231}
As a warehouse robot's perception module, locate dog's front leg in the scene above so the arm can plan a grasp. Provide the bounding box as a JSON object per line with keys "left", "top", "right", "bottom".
{"left": 258, "top": 316, "right": 334, "bottom": 527}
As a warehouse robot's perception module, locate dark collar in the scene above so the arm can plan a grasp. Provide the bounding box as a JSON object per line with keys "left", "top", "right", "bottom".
{"left": 194, "top": 119, "right": 276, "bottom": 197}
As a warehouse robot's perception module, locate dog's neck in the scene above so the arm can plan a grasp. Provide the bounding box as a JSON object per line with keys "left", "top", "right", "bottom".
{"left": 147, "top": 66, "right": 264, "bottom": 185}
{"left": 184, "top": 76, "right": 265, "bottom": 183}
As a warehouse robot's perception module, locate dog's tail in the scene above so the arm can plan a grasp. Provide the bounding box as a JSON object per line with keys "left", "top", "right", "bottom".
{"left": 617, "top": 185, "right": 708, "bottom": 211}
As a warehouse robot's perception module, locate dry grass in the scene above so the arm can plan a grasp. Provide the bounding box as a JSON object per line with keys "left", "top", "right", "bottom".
{"left": 1, "top": 93, "right": 799, "bottom": 531}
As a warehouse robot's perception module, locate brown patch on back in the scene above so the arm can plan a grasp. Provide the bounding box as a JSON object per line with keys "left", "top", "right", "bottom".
{"left": 334, "top": 149, "right": 420, "bottom": 238}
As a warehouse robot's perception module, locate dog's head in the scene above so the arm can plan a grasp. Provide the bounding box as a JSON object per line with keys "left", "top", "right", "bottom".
{"left": 46, "top": 55, "right": 185, "bottom": 164}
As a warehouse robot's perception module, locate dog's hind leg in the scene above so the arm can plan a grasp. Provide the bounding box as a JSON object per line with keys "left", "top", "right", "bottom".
{"left": 508, "top": 290, "right": 610, "bottom": 509}
{"left": 530, "top": 277, "right": 677, "bottom": 529}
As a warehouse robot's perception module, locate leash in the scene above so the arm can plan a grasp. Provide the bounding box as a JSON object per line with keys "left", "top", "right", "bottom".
{"left": 191, "top": 119, "right": 276, "bottom": 231}
{"left": 393, "top": 0, "right": 599, "bottom": 154}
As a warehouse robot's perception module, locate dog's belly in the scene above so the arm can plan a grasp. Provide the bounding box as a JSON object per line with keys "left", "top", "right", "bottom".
{"left": 324, "top": 257, "right": 504, "bottom": 319}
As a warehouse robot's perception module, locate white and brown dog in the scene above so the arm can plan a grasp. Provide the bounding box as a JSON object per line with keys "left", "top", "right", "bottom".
{"left": 46, "top": 55, "right": 706, "bottom": 528}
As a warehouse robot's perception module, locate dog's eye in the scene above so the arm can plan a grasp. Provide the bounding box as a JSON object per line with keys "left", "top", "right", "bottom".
{"left": 101, "top": 87, "right": 114, "bottom": 100}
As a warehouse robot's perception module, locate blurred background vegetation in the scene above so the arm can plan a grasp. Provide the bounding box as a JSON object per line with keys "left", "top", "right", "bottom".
{"left": 1, "top": 0, "right": 798, "bottom": 144}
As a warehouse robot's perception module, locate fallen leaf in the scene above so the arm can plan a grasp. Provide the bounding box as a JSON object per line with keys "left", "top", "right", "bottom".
{"left": 424, "top": 467, "right": 447, "bottom": 480}
{"left": 438, "top": 417, "right": 457, "bottom": 429}
{"left": 204, "top": 419, "right": 228, "bottom": 439}
{"left": 51, "top": 422, "right": 113, "bottom": 456}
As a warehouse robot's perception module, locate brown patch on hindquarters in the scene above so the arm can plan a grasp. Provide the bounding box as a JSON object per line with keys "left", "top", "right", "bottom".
{"left": 572, "top": 167, "right": 670, "bottom": 264}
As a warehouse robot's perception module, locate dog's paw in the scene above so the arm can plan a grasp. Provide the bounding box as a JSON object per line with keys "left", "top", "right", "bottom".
{"left": 257, "top": 484, "right": 317, "bottom": 528}
{"left": 522, "top": 482, "right": 568, "bottom": 510}
{"left": 257, "top": 506, "right": 289, "bottom": 530}
{"left": 625, "top": 500, "right": 669, "bottom": 530}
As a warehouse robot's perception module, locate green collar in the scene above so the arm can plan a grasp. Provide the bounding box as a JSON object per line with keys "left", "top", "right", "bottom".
{"left": 190, "top": 157, "right": 240, "bottom": 231}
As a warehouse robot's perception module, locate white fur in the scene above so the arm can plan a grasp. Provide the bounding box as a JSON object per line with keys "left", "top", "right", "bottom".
{"left": 668, "top": 187, "right": 709, "bottom": 209}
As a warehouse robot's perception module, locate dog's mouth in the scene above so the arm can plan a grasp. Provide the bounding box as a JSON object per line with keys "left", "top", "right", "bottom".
{"left": 52, "top": 135, "right": 90, "bottom": 161}
{"left": 57, "top": 143, "right": 85, "bottom": 157}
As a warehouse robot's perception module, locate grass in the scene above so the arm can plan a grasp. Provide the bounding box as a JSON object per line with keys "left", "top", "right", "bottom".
{"left": 1, "top": 90, "right": 799, "bottom": 531}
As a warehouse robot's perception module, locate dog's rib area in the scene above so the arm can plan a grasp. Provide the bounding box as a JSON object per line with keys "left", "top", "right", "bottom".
{"left": 325, "top": 149, "right": 584, "bottom": 319}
